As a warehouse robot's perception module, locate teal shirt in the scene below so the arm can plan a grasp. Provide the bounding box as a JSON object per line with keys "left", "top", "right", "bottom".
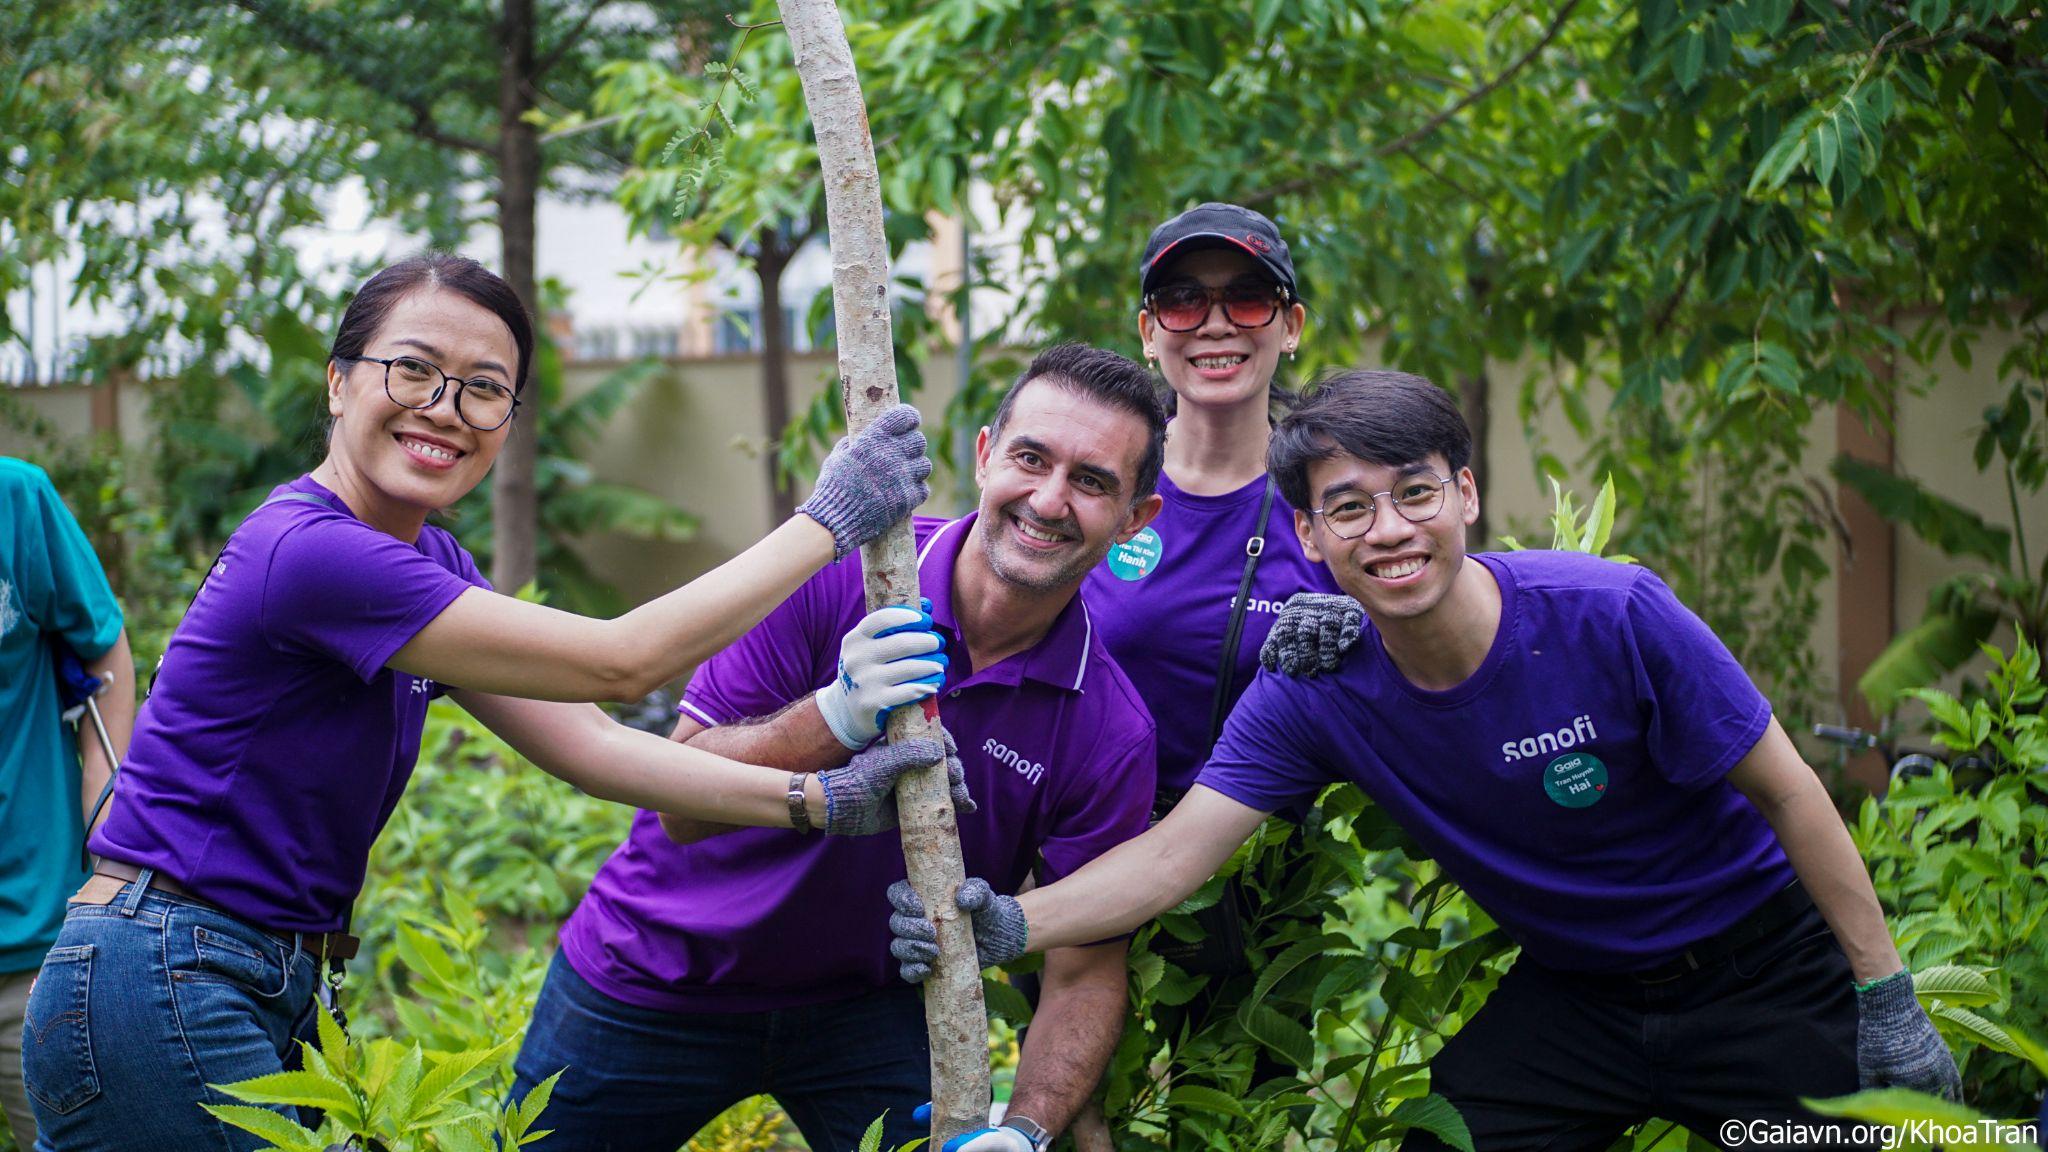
{"left": 0, "top": 457, "right": 123, "bottom": 972}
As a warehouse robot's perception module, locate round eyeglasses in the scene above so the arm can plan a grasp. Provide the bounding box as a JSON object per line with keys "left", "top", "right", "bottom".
{"left": 1311, "top": 474, "right": 1455, "bottom": 539}
{"left": 1143, "top": 281, "right": 1289, "bottom": 333}
{"left": 339, "top": 354, "right": 521, "bottom": 432}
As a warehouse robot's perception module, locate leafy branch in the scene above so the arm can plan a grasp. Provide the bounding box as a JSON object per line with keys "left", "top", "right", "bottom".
{"left": 658, "top": 14, "right": 776, "bottom": 221}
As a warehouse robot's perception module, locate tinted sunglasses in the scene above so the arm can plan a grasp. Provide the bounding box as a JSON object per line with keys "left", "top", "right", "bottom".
{"left": 1144, "top": 281, "right": 1290, "bottom": 333}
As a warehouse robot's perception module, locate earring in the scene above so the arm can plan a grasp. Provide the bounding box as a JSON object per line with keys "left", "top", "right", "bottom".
{"left": 1145, "top": 348, "right": 1157, "bottom": 365}
{"left": 1287, "top": 346, "right": 1296, "bottom": 362}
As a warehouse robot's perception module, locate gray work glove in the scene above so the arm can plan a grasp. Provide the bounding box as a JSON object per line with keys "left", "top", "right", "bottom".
{"left": 1855, "top": 969, "right": 1963, "bottom": 1099}
{"left": 1257, "top": 592, "right": 1363, "bottom": 676}
{"left": 886, "top": 876, "right": 1027, "bottom": 983}
{"left": 818, "top": 731, "right": 974, "bottom": 837}
{"left": 797, "top": 404, "right": 933, "bottom": 559}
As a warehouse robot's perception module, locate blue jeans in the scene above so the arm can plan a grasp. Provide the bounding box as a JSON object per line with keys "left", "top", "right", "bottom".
{"left": 510, "top": 952, "right": 932, "bottom": 1152}
{"left": 22, "top": 871, "right": 327, "bottom": 1151}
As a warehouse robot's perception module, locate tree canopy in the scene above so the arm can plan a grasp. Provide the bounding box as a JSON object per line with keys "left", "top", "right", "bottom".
{"left": 607, "top": 0, "right": 2044, "bottom": 704}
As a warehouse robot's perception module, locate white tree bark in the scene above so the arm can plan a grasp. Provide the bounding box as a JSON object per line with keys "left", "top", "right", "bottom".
{"left": 776, "top": 0, "right": 992, "bottom": 1143}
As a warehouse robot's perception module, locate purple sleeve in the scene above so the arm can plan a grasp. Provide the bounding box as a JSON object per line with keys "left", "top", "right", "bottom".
{"left": 679, "top": 570, "right": 843, "bottom": 728}
{"left": 1037, "top": 728, "right": 1157, "bottom": 883}
{"left": 1194, "top": 670, "right": 1331, "bottom": 817}
{"left": 1624, "top": 569, "right": 1772, "bottom": 790}
{"left": 257, "top": 517, "right": 477, "bottom": 682}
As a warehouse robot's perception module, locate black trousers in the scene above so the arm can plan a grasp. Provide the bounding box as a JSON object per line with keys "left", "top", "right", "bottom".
{"left": 1403, "top": 904, "right": 1865, "bottom": 1152}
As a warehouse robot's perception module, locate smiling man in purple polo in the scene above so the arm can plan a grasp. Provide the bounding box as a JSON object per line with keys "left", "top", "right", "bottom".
{"left": 511, "top": 344, "right": 1165, "bottom": 1152}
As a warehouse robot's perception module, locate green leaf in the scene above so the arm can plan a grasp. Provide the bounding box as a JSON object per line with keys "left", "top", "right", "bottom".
{"left": 1242, "top": 933, "right": 1349, "bottom": 1014}
{"left": 510, "top": 1069, "right": 564, "bottom": 1145}
{"left": 199, "top": 1104, "right": 323, "bottom": 1151}
{"left": 1857, "top": 610, "right": 2000, "bottom": 710}
{"left": 1911, "top": 964, "right": 1999, "bottom": 1007}
{"left": 1673, "top": 28, "right": 1706, "bottom": 92}
{"left": 1586, "top": 476, "right": 1619, "bottom": 556}
{"left": 1831, "top": 456, "right": 2012, "bottom": 565}
{"left": 413, "top": 1040, "right": 514, "bottom": 1117}
{"left": 1802, "top": 1087, "right": 1990, "bottom": 1131}
{"left": 1241, "top": 1002, "right": 1315, "bottom": 1069}
{"left": 1167, "top": 1084, "right": 1252, "bottom": 1119}
{"left": 1930, "top": 1003, "right": 2023, "bottom": 1056}
{"left": 396, "top": 923, "right": 462, "bottom": 988}
{"left": 858, "top": 1112, "right": 887, "bottom": 1152}
{"left": 982, "top": 975, "right": 1035, "bottom": 1025}
{"left": 1391, "top": 1093, "right": 1476, "bottom": 1152}
{"left": 1814, "top": 116, "right": 1840, "bottom": 189}
{"left": 313, "top": 1000, "right": 349, "bottom": 1076}
{"left": 1254, "top": 0, "right": 1287, "bottom": 39}
{"left": 1909, "top": 0, "right": 1951, "bottom": 29}
{"left": 208, "top": 1070, "right": 360, "bottom": 1122}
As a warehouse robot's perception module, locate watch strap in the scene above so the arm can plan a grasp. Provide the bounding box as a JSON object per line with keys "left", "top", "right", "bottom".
{"left": 1002, "top": 1116, "right": 1051, "bottom": 1151}
{"left": 787, "top": 772, "right": 813, "bottom": 834}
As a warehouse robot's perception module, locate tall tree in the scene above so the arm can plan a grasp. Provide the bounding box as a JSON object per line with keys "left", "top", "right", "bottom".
{"left": 6, "top": 0, "right": 724, "bottom": 589}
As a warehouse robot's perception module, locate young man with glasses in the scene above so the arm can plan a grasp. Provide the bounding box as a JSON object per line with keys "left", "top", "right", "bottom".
{"left": 891, "top": 369, "right": 1960, "bottom": 1151}
{"left": 511, "top": 344, "right": 1168, "bottom": 1152}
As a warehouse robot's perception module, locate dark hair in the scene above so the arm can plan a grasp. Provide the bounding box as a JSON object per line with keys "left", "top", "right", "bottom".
{"left": 1268, "top": 369, "right": 1472, "bottom": 511}
{"left": 988, "top": 343, "right": 1168, "bottom": 502}
{"left": 329, "top": 253, "right": 535, "bottom": 393}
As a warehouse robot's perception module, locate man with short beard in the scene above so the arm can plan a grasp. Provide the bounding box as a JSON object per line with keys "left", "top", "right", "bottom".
{"left": 512, "top": 344, "right": 1167, "bottom": 1152}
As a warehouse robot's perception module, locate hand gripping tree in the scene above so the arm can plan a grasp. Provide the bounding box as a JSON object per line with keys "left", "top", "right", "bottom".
{"left": 775, "top": 0, "right": 992, "bottom": 1143}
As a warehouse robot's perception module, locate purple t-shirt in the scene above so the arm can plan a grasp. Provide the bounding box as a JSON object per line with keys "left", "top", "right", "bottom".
{"left": 560, "top": 513, "right": 1157, "bottom": 1013}
{"left": 91, "top": 475, "right": 490, "bottom": 933}
{"left": 1083, "top": 472, "right": 1341, "bottom": 793}
{"left": 1196, "top": 550, "right": 1792, "bottom": 973}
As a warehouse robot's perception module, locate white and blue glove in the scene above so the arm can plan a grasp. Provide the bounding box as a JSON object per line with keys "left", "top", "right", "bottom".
{"left": 815, "top": 600, "right": 949, "bottom": 750}
{"left": 910, "top": 1104, "right": 1045, "bottom": 1152}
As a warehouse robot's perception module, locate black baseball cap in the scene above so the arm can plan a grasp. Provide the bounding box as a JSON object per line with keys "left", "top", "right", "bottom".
{"left": 1138, "top": 202, "right": 1298, "bottom": 300}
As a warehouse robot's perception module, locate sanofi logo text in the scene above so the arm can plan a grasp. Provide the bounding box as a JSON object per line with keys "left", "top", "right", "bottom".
{"left": 982, "top": 738, "right": 1046, "bottom": 785}
{"left": 1501, "top": 714, "right": 1599, "bottom": 762}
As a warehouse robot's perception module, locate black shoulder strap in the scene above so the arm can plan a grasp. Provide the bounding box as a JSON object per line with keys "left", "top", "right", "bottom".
{"left": 1206, "top": 479, "right": 1277, "bottom": 751}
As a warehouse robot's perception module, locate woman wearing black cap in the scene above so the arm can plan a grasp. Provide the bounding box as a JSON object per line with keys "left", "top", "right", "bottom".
{"left": 1083, "top": 202, "right": 1341, "bottom": 808}
{"left": 1079, "top": 203, "right": 1345, "bottom": 1098}
{"left": 941, "top": 207, "right": 1346, "bottom": 1150}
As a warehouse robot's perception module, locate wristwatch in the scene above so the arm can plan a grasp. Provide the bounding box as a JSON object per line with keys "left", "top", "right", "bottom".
{"left": 787, "top": 772, "right": 813, "bottom": 834}
{"left": 1002, "top": 1116, "right": 1051, "bottom": 1152}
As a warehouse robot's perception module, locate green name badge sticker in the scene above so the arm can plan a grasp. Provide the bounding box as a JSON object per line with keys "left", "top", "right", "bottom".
{"left": 1105, "top": 526, "right": 1164, "bottom": 581}
{"left": 1543, "top": 752, "right": 1609, "bottom": 808}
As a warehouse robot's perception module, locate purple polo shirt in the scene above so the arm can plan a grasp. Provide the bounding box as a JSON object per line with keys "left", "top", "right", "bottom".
{"left": 1084, "top": 472, "right": 1341, "bottom": 793}
{"left": 1197, "top": 550, "right": 1793, "bottom": 973}
{"left": 560, "top": 513, "right": 1157, "bottom": 1013}
{"left": 91, "top": 475, "right": 489, "bottom": 933}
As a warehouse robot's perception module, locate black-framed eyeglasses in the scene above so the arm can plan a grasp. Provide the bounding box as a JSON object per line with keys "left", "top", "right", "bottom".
{"left": 1311, "top": 474, "right": 1455, "bottom": 539}
{"left": 1143, "top": 281, "right": 1290, "bottom": 333}
{"left": 338, "top": 354, "right": 520, "bottom": 432}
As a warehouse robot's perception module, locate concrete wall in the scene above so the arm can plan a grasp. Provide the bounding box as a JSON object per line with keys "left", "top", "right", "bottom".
{"left": 555, "top": 351, "right": 969, "bottom": 610}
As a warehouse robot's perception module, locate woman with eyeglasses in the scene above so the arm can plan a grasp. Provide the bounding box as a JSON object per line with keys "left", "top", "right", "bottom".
{"left": 21, "top": 253, "right": 956, "bottom": 1151}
